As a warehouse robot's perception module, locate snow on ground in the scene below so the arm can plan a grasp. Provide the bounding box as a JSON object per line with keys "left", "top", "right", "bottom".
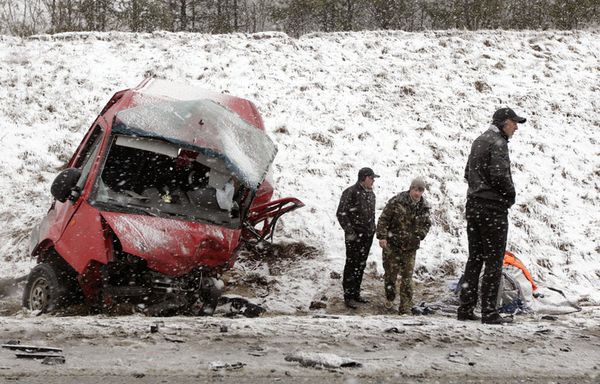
{"left": 0, "top": 29, "right": 599, "bottom": 380}
{"left": 0, "top": 308, "right": 599, "bottom": 382}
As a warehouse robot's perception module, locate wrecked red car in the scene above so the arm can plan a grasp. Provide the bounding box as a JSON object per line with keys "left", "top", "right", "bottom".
{"left": 23, "top": 79, "right": 303, "bottom": 315}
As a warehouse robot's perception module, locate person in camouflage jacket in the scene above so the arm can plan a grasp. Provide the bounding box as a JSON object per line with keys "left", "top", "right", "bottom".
{"left": 376, "top": 177, "right": 432, "bottom": 314}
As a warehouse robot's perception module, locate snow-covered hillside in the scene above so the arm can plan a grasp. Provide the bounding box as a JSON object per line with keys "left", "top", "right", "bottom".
{"left": 0, "top": 30, "right": 598, "bottom": 311}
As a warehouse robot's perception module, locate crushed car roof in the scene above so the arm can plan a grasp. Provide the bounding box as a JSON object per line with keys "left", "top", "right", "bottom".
{"left": 112, "top": 79, "right": 277, "bottom": 189}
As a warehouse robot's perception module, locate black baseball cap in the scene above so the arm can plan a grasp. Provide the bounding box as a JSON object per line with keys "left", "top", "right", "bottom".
{"left": 358, "top": 167, "right": 380, "bottom": 179}
{"left": 492, "top": 107, "right": 527, "bottom": 125}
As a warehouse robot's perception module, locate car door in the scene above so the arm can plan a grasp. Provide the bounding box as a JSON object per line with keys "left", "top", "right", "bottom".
{"left": 42, "top": 123, "right": 105, "bottom": 247}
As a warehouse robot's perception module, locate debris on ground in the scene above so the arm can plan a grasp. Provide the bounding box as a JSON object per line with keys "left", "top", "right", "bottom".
{"left": 216, "top": 296, "right": 266, "bottom": 318}
{"left": 15, "top": 352, "right": 63, "bottom": 360}
{"left": 209, "top": 361, "right": 246, "bottom": 371}
{"left": 401, "top": 321, "right": 427, "bottom": 326}
{"left": 411, "top": 302, "right": 437, "bottom": 315}
{"left": 312, "top": 314, "right": 339, "bottom": 319}
{"left": 309, "top": 301, "right": 327, "bottom": 310}
{"left": 162, "top": 335, "right": 185, "bottom": 343}
{"left": 447, "top": 351, "right": 473, "bottom": 365}
{"left": 41, "top": 356, "right": 66, "bottom": 365}
{"left": 3, "top": 343, "right": 65, "bottom": 364}
{"left": 149, "top": 321, "right": 164, "bottom": 333}
{"left": 247, "top": 345, "right": 266, "bottom": 357}
{"left": 284, "top": 352, "right": 361, "bottom": 369}
{"left": 2, "top": 344, "right": 62, "bottom": 353}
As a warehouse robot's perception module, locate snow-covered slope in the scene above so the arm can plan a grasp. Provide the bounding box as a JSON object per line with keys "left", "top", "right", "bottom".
{"left": 0, "top": 30, "right": 598, "bottom": 311}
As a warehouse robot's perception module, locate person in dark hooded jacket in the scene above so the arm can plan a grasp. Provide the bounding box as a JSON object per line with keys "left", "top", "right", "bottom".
{"left": 336, "top": 167, "right": 379, "bottom": 309}
{"left": 457, "top": 107, "right": 526, "bottom": 325}
{"left": 376, "top": 177, "right": 431, "bottom": 314}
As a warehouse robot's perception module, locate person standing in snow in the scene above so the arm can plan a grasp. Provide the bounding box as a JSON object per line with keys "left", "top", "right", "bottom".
{"left": 336, "top": 167, "right": 379, "bottom": 309}
{"left": 457, "top": 107, "right": 526, "bottom": 325}
{"left": 376, "top": 177, "right": 431, "bottom": 314}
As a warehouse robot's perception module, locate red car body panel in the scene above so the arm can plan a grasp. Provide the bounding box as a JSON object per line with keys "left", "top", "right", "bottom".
{"left": 100, "top": 211, "right": 240, "bottom": 277}
{"left": 54, "top": 201, "right": 110, "bottom": 273}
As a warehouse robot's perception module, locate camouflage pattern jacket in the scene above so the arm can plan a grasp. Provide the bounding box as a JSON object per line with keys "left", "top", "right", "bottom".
{"left": 376, "top": 191, "right": 432, "bottom": 251}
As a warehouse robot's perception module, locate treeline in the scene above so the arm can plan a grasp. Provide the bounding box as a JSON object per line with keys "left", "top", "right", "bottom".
{"left": 2, "top": 0, "right": 599, "bottom": 36}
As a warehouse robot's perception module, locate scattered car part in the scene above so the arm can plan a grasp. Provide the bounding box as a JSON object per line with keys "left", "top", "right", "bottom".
{"left": 210, "top": 361, "right": 246, "bottom": 371}
{"left": 285, "top": 352, "right": 362, "bottom": 368}
{"left": 2, "top": 344, "right": 62, "bottom": 353}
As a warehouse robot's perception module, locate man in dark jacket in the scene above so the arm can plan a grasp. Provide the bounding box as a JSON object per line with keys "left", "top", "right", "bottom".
{"left": 458, "top": 107, "right": 526, "bottom": 325}
{"left": 376, "top": 177, "right": 431, "bottom": 314}
{"left": 336, "top": 167, "right": 379, "bottom": 309}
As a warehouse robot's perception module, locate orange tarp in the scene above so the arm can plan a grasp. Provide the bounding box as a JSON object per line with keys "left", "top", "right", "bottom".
{"left": 503, "top": 251, "right": 538, "bottom": 291}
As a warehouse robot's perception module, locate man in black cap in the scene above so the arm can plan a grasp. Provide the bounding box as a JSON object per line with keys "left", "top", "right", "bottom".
{"left": 458, "top": 107, "right": 526, "bottom": 325}
{"left": 336, "top": 167, "right": 379, "bottom": 309}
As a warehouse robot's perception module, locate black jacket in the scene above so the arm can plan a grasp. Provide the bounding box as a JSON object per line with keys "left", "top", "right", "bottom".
{"left": 336, "top": 182, "right": 376, "bottom": 235}
{"left": 464, "top": 126, "right": 515, "bottom": 209}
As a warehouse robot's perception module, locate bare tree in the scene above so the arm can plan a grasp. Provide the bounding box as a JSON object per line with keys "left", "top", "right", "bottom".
{"left": 1, "top": 0, "right": 49, "bottom": 35}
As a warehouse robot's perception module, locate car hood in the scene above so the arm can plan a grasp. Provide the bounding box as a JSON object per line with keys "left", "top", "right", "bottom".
{"left": 101, "top": 211, "right": 241, "bottom": 276}
{"left": 112, "top": 97, "right": 276, "bottom": 190}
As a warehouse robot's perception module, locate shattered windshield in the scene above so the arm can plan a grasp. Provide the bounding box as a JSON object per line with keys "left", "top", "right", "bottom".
{"left": 113, "top": 97, "right": 276, "bottom": 189}
{"left": 91, "top": 135, "right": 248, "bottom": 227}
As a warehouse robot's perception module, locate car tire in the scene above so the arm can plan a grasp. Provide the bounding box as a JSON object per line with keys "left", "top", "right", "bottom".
{"left": 22, "top": 263, "right": 71, "bottom": 313}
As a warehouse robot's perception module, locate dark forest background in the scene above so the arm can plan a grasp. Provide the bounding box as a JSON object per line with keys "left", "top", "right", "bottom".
{"left": 2, "top": 0, "right": 599, "bottom": 37}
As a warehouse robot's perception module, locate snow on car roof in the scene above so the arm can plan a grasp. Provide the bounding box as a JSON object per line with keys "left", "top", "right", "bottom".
{"left": 113, "top": 80, "right": 277, "bottom": 189}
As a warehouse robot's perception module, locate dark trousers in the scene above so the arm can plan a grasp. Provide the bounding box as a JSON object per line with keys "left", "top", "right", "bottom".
{"left": 458, "top": 199, "right": 509, "bottom": 318}
{"left": 343, "top": 232, "right": 374, "bottom": 301}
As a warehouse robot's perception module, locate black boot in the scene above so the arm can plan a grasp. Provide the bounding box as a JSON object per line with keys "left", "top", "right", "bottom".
{"left": 457, "top": 311, "right": 481, "bottom": 321}
{"left": 344, "top": 299, "right": 358, "bottom": 309}
{"left": 482, "top": 313, "right": 513, "bottom": 325}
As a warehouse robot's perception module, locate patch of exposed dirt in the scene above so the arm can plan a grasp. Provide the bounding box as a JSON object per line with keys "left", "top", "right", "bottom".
{"left": 223, "top": 241, "right": 322, "bottom": 300}
{"left": 237, "top": 241, "right": 320, "bottom": 264}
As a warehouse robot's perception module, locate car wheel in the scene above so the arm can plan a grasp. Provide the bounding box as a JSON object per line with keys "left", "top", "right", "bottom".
{"left": 22, "top": 263, "right": 70, "bottom": 312}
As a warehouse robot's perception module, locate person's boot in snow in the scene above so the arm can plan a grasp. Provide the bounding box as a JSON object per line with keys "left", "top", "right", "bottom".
{"left": 345, "top": 299, "right": 358, "bottom": 309}
{"left": 482, "top": 313, "right": 513, "bottom": 325}
{"left": 457, "top": 311, "right": 481, "bottom": 321}
{"left": 398, "top": 306, "right": 410, "bottom": 315}
{"left": 384, "top": 300, "right": 393, "bottom": 310}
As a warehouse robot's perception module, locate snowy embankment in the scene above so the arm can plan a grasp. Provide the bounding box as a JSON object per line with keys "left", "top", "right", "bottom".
{"left": 0, "top": 30, "right": 598, "bottom": 312}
